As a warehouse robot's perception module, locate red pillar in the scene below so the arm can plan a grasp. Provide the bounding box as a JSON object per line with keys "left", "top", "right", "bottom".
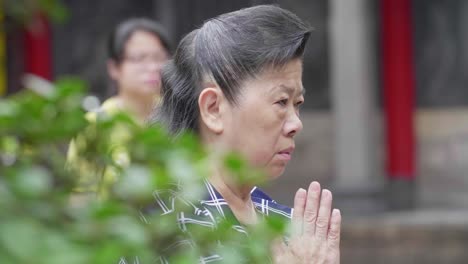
{"left": 0, "top": 8, "right": 6, "bottom": 95}
{"left": 24, "top": 14, "right": 52, "bottom": 80}
{"left": 381, "top": 0, "right": 416, "bottom": 209}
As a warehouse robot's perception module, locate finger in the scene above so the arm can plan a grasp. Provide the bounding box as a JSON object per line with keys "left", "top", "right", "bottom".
{"left": 303, "top": 181, "right": 321, "bottom": 236}
{"left": 291, "top": 188, "right": 307, "bottom": 236}
{"left": 271, "top": 238, "right": 288, "bottom": 262}
{"left": 314, "top": 189, "right": 332, "bottom": 239}
{"left": 327, "top": 208, "right": 341, "bottom": 250}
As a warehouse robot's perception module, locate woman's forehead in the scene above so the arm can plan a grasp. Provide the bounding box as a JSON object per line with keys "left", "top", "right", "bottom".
{"left": 247, "top": 60, "right": 304, "bottom": 93}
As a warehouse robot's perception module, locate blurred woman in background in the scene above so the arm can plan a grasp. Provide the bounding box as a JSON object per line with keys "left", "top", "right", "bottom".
{"left": 104, "top": 18, "right": 171, "bottom": 122}
{"left": 67, "top": 18, "right": 171, "bottom": 198}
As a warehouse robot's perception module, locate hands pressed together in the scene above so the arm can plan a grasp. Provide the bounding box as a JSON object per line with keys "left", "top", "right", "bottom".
{"left": 273, "top": 182, "right": 341, "bottom": 264}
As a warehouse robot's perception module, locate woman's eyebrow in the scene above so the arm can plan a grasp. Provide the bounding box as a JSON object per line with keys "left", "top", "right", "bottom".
{"left": 273, "top": 84, "right": 305, "bottom": 97}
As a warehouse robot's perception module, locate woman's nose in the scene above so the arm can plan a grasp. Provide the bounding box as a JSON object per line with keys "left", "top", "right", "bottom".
{"left": 145, "top": 61, "right": 162, "bottom": 72}
{"left": 284, "top": 112, "right": 303, "bottom": 138}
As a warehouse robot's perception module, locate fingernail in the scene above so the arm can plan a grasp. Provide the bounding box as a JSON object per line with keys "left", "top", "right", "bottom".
{"left": 296, "top": 188, "right": 307, "bottom": 197}
{"left": 333, "top": 208, "right": 341, "bottom": 216}
{"left": 322, "top": 189, "right": 332, "bottom": 198}
{"left": 310, "top": 181, "right": 320, "bottom": 192}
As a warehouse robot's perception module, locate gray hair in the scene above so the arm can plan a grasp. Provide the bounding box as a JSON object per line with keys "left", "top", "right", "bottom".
{"left": 152, "top": 5, "right": 311, "bottom": 135}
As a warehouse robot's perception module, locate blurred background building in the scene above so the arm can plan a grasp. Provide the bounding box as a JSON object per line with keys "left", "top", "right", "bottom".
{"left": 2, "top": 0, "right": 468, "bottom": 263}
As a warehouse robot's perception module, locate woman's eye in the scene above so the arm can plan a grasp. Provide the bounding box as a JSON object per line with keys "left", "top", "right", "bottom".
{"left": 277, "top": 99, "right": 288, "bottom": 106}
{"left": 295, "top": 100, "right": 304, "bottom": 108}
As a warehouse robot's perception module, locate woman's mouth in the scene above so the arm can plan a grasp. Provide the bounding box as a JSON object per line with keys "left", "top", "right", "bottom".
{"left": 143, "top": 79, "right": 160, "bottom": 85}
{"left": 277, "top": 147, "right": 294, "bottom": 161}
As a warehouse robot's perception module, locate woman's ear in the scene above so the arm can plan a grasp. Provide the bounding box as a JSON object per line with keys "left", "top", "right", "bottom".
{"left": 198, "top": 86, "right": 225, "bottom": 134}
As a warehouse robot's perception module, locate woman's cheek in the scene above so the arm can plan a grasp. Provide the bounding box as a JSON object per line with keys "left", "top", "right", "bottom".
{"left": 255, "top": 147, "right": 275, "bottom": 167}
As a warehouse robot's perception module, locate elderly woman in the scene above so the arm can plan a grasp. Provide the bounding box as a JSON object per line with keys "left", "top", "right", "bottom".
{"left": 153, "top": 5, "right": 341, "bottom": 263}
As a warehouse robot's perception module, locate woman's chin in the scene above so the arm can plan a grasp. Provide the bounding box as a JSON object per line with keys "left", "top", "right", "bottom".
{"left": 267, "top": 167, "right": 286, "bottom": 181}
{"left": 138, "top": 87, "right": 159, "bottom": 96}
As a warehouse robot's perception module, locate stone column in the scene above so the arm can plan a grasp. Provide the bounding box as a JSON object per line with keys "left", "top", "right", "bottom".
{"left": 329, "top": 0, "right": 381, "bottom": 212}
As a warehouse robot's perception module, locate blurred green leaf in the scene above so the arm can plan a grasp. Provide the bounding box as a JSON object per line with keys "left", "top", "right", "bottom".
{"left": 0, "top": 219, "right": 41, "bottom": 262}
{"left": 114, "top": 165, "right": 154, "bottom": 200}
{"left": 12, "top": 166, "right": 52, "bottom": 197}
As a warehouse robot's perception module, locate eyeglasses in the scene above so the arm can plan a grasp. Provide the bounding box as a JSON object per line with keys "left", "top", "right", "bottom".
{"left": 123, "top": 53, "right": 168, "bottom": 65}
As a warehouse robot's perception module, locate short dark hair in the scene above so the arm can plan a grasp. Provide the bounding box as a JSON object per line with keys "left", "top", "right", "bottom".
{"left": 152, "top": 5, "right": 311, "bottom": 135}
{"left": 108, "top": 18, "right": 172, "bottom": 63}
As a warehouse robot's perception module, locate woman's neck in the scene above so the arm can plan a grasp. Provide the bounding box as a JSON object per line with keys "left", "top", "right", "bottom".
{"left": 209, "top": 170, "right": 258, "bottom": 225}
{"left": 115, "top": 93, "right": 158, "bottom": 122}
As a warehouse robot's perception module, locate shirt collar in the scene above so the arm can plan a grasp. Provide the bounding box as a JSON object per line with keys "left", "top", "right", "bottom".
{"left": 201, "top": 179, "right": 292, "bottom": 219}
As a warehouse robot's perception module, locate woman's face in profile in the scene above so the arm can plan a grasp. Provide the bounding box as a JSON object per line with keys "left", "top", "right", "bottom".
{"left": 111, "top": 30, "right": 169, "bottom": 98}
{"left": 222, "top": 59, "right": 305, "bottom": 179}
